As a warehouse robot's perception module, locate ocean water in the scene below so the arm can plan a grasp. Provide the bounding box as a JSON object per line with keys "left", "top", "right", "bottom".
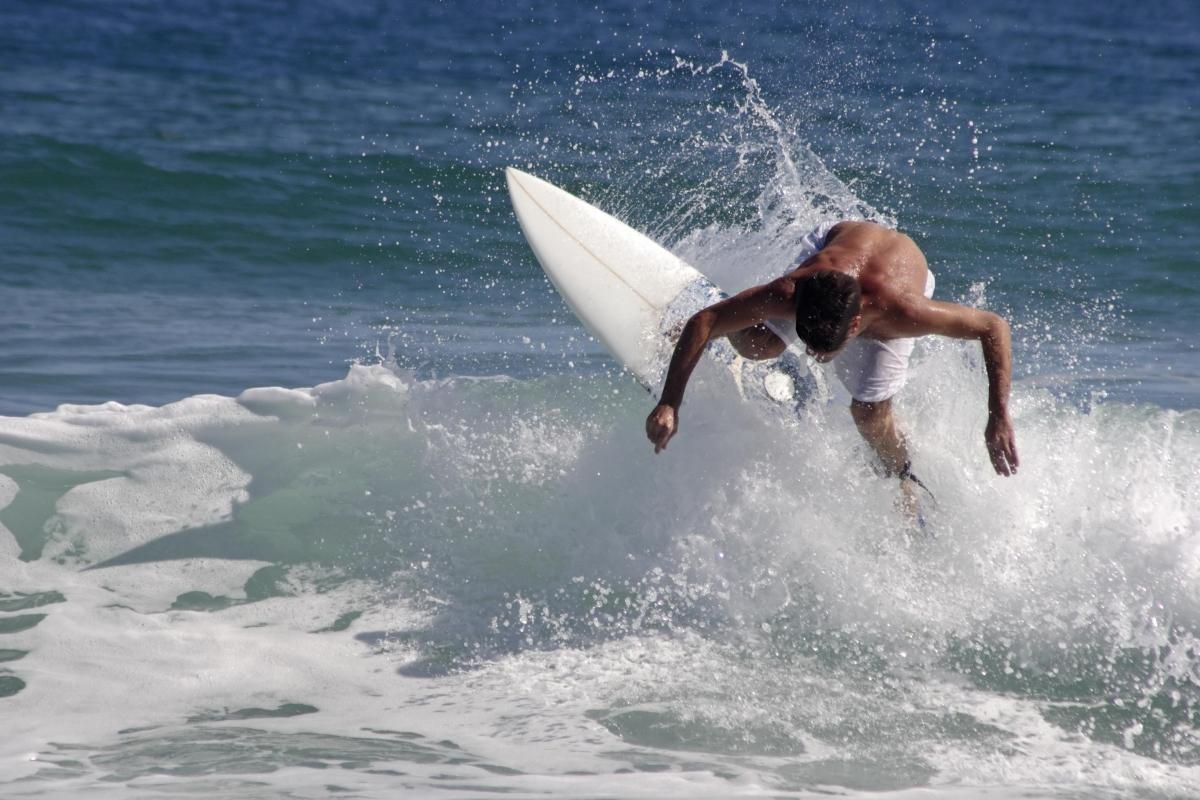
{"left": 2, "top": 1, "right": 1199, "bottom": 797}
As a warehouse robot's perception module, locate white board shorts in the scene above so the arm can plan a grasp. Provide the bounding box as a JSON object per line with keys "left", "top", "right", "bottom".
{"left": 776, "top": 224, "right": 936, "bottom": 404}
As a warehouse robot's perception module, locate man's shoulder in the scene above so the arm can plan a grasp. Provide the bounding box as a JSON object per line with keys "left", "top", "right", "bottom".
{"left": 764, "top": 272, "right": 801, "bottom": 297}
{"left": 777, "top": 263, "right": 820, "bottom": 286}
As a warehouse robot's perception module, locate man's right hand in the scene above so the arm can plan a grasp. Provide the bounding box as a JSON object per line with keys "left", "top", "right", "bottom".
{"left": 646, "top": 403, "right": 678, "bottom": 454}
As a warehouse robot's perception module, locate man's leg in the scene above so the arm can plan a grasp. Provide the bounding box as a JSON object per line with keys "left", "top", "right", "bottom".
{"left": 849, "top": 398, "right": 909, "bottom": 475}
{"left": 850, "top": 398, "right": 922, "bottom": 517}
{"left": 728, "top": 324, "right": 786, "bottom": 360}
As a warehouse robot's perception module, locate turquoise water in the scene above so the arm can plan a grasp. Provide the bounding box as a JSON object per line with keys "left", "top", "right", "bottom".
{"left": 2, "top": 2, "right": 1199, "bottom": 797}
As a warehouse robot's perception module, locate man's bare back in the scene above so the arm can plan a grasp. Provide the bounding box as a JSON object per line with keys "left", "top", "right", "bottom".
{"left": 805, "top": 222, "right": 928, "bottom": 328}
{"left": 645, "top": 219, "right": 1020, "bottom": 480}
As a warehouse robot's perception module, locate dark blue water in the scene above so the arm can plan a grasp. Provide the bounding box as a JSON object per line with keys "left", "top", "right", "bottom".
{"left": 0, "top": 0, "right": 1197, "bottom": 414}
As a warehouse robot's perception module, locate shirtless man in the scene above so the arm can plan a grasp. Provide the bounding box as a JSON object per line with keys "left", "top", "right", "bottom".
{"left": 645, "top": 221, "right": 1019, "bottom": 486}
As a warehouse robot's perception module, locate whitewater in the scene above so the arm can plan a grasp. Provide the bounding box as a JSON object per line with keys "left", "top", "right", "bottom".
{"left": 3, "top": 324, "right": 1199, "bottom": 797}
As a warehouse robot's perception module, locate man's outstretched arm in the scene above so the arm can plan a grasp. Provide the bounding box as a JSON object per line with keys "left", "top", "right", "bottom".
{"left": 893, "top": 297, "right": 1018, "bottom": 476}
{"left": 646, "top": 279, "right": 794, "bottom": 453}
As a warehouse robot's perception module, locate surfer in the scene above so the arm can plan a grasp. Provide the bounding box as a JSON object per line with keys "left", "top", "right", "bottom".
{"left": 645, "top": 220, "right": 1018, "bottom": 488}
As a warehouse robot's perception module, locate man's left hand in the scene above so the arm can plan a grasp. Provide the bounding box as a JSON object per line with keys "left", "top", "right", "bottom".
{"left": 985, "top": 413, "right": 1019, "bottom": 476}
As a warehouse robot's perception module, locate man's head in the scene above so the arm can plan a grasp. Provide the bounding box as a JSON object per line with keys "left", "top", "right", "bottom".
{"left": 794, "top": 269, "right": 862, "bottom": 360}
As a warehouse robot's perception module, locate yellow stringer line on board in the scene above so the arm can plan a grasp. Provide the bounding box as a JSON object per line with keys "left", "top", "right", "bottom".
{"left": 509, "top": 171, "right": 665, "bottom": 310}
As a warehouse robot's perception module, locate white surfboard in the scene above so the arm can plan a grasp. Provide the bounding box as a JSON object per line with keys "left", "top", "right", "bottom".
{"left": 505, "top": 167, "right": 824, "bottom": 411}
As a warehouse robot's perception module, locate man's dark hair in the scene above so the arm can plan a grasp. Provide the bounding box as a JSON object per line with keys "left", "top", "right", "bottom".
{"left": 794, "top": 270, "right": 862, "bottom": 352}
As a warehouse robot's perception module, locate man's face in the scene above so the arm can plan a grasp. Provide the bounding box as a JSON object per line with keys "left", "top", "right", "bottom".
{"left": 806, "top": 346, "right": 839, "bottom": 363}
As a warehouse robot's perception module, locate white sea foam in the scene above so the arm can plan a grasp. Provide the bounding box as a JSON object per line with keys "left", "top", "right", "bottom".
{"left": 0, "top": 357, "right": 1197, "bottom": 797}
